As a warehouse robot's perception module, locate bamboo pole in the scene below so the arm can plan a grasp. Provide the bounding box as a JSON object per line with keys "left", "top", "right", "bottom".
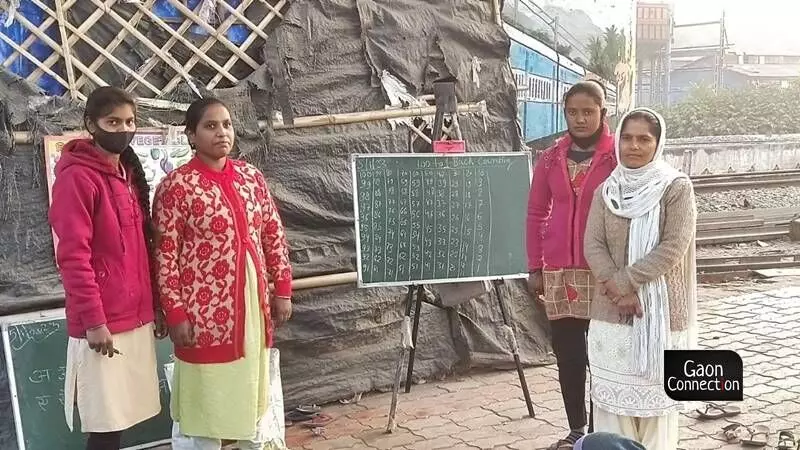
{"left": 131, "top": 3, "right": 239, "bottom": 85}
{"left": 54, "top": 0, "right": 77, "bottom": 100}
{"left": 0, "top": 32, "right": 87, "bottom": 101}
{"left": 25, "top": 0, "right": 164, "bottom": 95}
{"left": 12, "top": 101, "right": 486, "bottom": 143}
{"left": 287, "top": 272, "right": 357, "bottom": 291}
{"left": 215, "top": 1, "right": 269, "bottom": 40}
{"left": 206, "top": 0, "right": 287, "bottom": 89}
{"left": 130, "top": 0, "right": 253, "bottom": 93}
{"left": 75, "top": 0, "right": 154, "bottom": 91}
{"left": 24, "top": 0, "right": 103, "bottom": 84}
{"left": 83, "top": 0, "right": 198, "bottom": 94}
{"left": 169, "top": 0, "right": 286, "bottom": 91}
{"left": 2, "top": 0, "right": 78, "bottom": 70}
{"left": 258, "top": 0, "right": 285, "bottom": 19}
{"left": 407, "top": 123, "right": 432, "bottom": 144}
{"left": 272, "top": 101, "right": 487, "bottom": 130}
{"left": 164, "top": 0, "right": 260, "bottom": 69}
{"left": 492, "top": 0, "right": 502, "bottom": 26}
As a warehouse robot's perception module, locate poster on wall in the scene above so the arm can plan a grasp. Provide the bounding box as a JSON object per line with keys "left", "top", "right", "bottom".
{"left": 43, "top": 128, "right": 193, "bottom": 255}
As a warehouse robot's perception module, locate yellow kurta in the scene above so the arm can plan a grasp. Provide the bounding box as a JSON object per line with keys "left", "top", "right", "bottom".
{"left": 170, "top": 253, "right": 270, "bottom": 440}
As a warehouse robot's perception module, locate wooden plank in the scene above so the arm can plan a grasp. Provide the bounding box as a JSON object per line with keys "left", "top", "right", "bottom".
{"left": 697, "top": 254, "right": 800, "bottom": 266}
{"left": 698, "top": 211, "right": 756, "bottom": 223}
{"left": 697, "top": 230, "right": 788, "bottom": 246}
{"left": 754, "top": 268, "right": 800, "bottom": 278}
{"left": 699, "top": 261, "right": 800, "bottom": 273}
{"left": 696, "top": 219, "right": 764, "bottom": 232}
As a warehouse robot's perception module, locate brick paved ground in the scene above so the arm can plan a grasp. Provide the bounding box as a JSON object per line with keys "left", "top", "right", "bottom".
{"left": 283, "top": 280, "right": 800, "bottom": 450}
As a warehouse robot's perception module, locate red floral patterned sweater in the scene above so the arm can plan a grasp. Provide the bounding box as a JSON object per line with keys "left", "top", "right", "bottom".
{"left": 153, "top": 157, "right": 292, "bottom": 364}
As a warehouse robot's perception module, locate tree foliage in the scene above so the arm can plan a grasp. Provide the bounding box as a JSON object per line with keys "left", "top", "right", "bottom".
{"left": 662, "top": 82, "right": 800, "bottom": 138}
{"left": 587, "top": 26, "right": 626, "bottom": 80}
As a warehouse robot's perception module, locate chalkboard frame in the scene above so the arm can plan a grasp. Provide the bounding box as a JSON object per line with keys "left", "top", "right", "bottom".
{"left": 1, "top": 309, "right": 171, "bottom": 450}
{"left": 351, "top": 152, "right": 532, "bottom": 288}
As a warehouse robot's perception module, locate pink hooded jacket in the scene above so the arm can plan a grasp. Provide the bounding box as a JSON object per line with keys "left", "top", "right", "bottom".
{"left": 49, "top": 139, "right": 155, "bottom": 338}
{"left": 526, "top": 124, "right": 616, "bottom": 271}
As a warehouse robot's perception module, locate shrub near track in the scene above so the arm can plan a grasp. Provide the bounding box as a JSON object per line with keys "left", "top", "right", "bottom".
{"left": 663, "top": 82, "right": 800, "bottom": 138}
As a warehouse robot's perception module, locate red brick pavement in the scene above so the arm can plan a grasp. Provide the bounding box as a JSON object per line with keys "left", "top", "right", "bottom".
{"left": 283, "top": 280, "right": 800, "bottom": 450}
{"left": 153, "top": 279, "right": 800, "bottom": 449}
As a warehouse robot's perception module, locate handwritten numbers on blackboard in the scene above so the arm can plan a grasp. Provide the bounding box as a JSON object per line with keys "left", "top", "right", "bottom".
{"left": 355, "top": 154, "right": 528, "bottom": 285}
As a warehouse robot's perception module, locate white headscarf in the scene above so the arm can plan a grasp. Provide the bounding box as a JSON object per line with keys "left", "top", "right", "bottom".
{"left": 601, "top": 107, "right": 689, "bottom": 382}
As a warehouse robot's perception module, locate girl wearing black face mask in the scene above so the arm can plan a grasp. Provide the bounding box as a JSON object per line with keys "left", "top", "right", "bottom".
{"left": 49, "top": 86, "right": 167, "bottom": 450}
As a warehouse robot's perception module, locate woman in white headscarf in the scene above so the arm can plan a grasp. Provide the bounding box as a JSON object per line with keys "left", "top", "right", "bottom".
{"left": 583, "top": 108, "right": 698, "bottom": 450}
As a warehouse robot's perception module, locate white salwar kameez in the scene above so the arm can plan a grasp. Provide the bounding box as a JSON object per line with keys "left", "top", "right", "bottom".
{"left": 588, "top": 321, "right": 687, "bottom": 450}
{"left": 587, "top": 108, "right": 699, "bottom": 450}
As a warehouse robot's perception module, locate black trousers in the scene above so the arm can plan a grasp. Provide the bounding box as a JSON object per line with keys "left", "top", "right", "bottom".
{"left": 86, "top": 431, "right": 122, "bottom": 450}
{"left": 550, "top": 317, "right": 593, "bottom": 432}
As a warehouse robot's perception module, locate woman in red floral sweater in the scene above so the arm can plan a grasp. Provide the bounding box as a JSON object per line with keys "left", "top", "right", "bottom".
{"left": 153, "top": 97, "right": 292, "bottom": 449}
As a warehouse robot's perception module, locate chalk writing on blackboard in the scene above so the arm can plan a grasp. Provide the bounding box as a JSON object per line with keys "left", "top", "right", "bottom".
{"left": 9, "top": 322, "right": 61, "bottom": 350}
{"left": 34, "top": 391, "right": 65, "bottom": 412}
{"left": 354, "top": 154, "right": 530, "bottom": 286}
{"left": 28, "top": 366, "right": 66, "bottom": 384}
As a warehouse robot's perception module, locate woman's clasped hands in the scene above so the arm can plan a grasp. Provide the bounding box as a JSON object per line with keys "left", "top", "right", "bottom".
{"left": 599, "top": 278, "right": 643, "bottom": 318}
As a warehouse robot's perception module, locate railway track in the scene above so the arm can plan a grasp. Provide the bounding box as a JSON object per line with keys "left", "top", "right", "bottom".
{"left": 691, "top": 169, "right": 800, "bottom": 192}
{"left": 696, "top": 207, "right": 800, "bottom": 245}
{"left": 697, "top": 254, "right": 800, "bottom": 273}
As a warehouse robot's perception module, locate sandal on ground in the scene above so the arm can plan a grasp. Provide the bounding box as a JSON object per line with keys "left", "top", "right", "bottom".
{"left": 722, "top": 423, "right": 746, "bottom": 442}
{"left": 285, "top": 409, "right": 318, "bottom": 423}
{"left": 300, "top": 413, "right": 335, "bottom": 428}
{"left": 777, "top": 430, "right": 796, "bottom": 450}
{"left": 547, "top": 439, "right": 575, "bottom": 449}
{"left": 741, "top": 424, "right": 770, "bottom": 447}
{"left": 296, "top": 404, "right": 322, "bottom": 414}
{"left": 696, "top": 402, "right": 741, "bottom": 420}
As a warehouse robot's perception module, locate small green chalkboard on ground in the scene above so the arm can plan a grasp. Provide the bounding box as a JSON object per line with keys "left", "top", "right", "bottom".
{"left": 351, "top": 152, "right": 532, "bottom": 287}
{"left": 2, "top": 309, "right": 173, "bottom": 450}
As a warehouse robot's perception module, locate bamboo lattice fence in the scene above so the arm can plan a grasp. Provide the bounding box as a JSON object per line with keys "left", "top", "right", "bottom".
{"left": 0, "top": 0, "right": 288, "bottom": 103}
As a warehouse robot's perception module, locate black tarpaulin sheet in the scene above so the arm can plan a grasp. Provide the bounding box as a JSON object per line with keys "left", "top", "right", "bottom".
{"left": 258, "top": 0, "right": 550, "bottom": 408}
{"left": 0, "top": 2, "right": 552, "bottom": 437}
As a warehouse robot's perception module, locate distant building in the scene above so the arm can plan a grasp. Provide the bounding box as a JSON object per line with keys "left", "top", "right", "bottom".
{"left": 669, "top": 51, "right": 800, "bottom": 102}
{"left": 637, "top": 0, "right": 800, "bottom": 105}
{"left": 724, "top": 63, "right": 800, "bottom": 88}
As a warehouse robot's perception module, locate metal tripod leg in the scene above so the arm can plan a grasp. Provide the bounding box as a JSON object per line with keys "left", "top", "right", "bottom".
{"left": 387, "top": 286, "right": 417, "bottom": 433}
{"left": 493, "top": 280, "right": 535, "bottom": 418}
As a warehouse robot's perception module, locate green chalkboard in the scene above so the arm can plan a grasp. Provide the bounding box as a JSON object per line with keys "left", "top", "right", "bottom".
{"left": 351, "top": 152, "right": 532, "bottom": 287}
{"left": 2, "top": 310, "right": 173, "bottom": 450}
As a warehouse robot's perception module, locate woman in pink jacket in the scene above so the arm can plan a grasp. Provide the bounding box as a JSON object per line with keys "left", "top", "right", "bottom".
{"left": 526, "top": 80, "right": 616, "bottom": 449}
{"left": 49, "top": 87, "right": 165, "bottom": 450}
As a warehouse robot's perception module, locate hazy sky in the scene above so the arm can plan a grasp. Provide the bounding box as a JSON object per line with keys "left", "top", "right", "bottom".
{"left": 540, "top": 0, "right": 800, "bottom": 54}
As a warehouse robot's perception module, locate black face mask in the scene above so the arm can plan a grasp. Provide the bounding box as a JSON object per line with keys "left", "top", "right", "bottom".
{"left": 92, "top": 129, "right": 135, "bottom": 155}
